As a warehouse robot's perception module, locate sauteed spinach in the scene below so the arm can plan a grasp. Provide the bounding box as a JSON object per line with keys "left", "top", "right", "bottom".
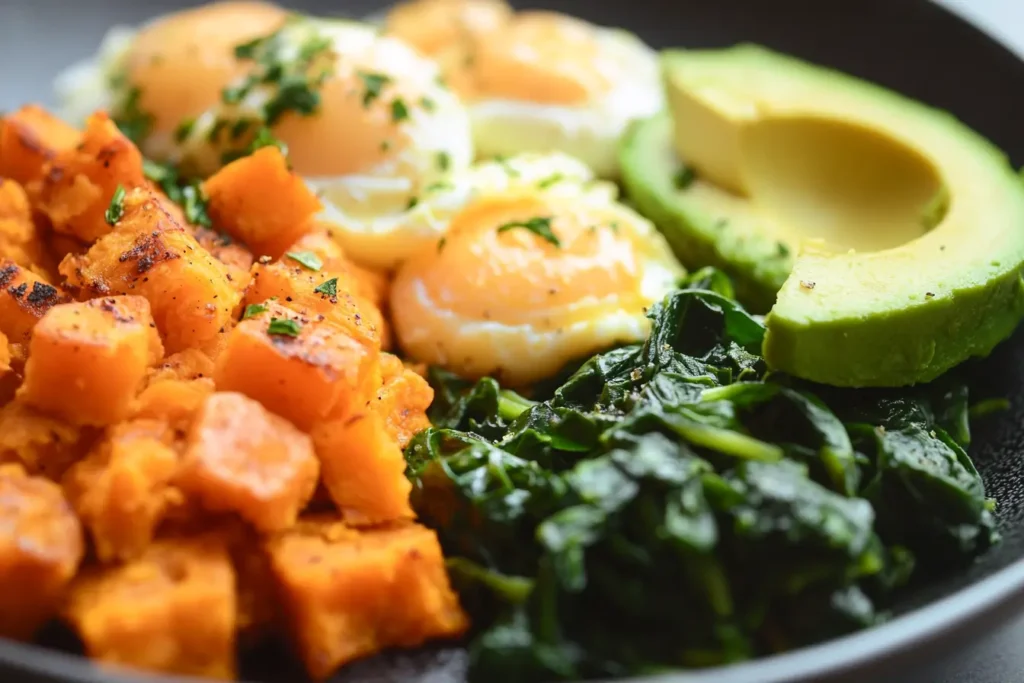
{"left": 405, "top": 269, "right": 999, "bottom": 681}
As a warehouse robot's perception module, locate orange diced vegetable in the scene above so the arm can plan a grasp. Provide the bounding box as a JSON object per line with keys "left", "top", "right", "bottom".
{"left": 63, "top": 534, "right": 236, "bottom": 680}
{"left": 374, "top": 353, "right": 434, "bottom": 448}
{"left": 132, "top": 377, "right": 215, "bottom": 430}
{"left": 0, "top": 178, "right": 52, "bottom": 275}
{"left": 179, "top": 392, "right": 320, "bottom": 533}
{"left": 242, "top": 259, "right": 382, "bottom": 352}
{"left": 0, "top": 258, "right": 71, "bottom": 342}
{"left": 311, "top": 411, "right": 414, "bottom": 526}
{"left": 63, "top": 419, "right": 181, "bottom": 562}
{"left": 59, "top": 189, "right": 241, "bottom": 353}
{"left": 287, "top": 229, "right": 389, "bottom": 307}
{"left": 203, "top": 147, "right": 321, "bottom": 259}
{"left": 146, "top": 348, "right": 217, "bottom": 384}
{"left": 267, "top": 517, "right": 469, "bottom": 680}
{"left": 0, "top": 104, "right": 81, "bottom": 186}
{"left": 33, "top": 111, "right": 146, "bottom": 244}
{"left": 17, "top": 296, "right": 164, "bottom": 426}
{"left": 0, "top": 401, "right": 97, "bottom": 480}
{"left": 213, "top": 302, "right": 378, "bottom": 431}
{"left": 0, "top": 464, "right": 85, "bottom": 640}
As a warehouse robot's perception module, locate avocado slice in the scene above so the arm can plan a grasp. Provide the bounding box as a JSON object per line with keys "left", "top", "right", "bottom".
{"left": 622, "top": 44, "right": 1024, "bottom": 387}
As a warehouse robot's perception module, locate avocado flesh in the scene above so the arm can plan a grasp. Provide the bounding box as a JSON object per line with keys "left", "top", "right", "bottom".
{"left": 647, "top": 44, "right": 1024, "bottom": 387}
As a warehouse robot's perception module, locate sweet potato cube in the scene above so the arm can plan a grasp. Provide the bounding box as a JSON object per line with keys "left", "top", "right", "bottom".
{"left": 64, "top": 535, "right": 236, "bottom": 680}
{"left": 33, "top": 111, "right": 145, "bottom": 244}
{"left": 146, "top": 348, "right": 216, "bottom": 384}
{"left": 288, "top": 229, "right": 390, "bottom": 307}
{"left": 0, "top": 464, "right": 85, "bottom": 640}
{"left": 63, "top": 419, "right": 181, "bottom": 562}
{"left": 0, "top": 258, "right": 71, "bottom": 342}
{"left": 214, "top": 302, "right": 378, "bottom": 430}
{"left": 243, "top": 260, "right": 382, "bottom": 352}
{"left": 203, "top": 147, "right": 321, "bottom": 259}
{"left": 0, "top": 105, "right": 81, "bottom": 186}
{"left": 0, "top": 402, "right": 97, "bottom": 479}
{"left": 59, "top": 189, "right": 241, "bottom": 353}
{"left": 179, "top": 392, "right": 319, "bottom": 532}
{"left": 0, "top": 178, "right": 51, "bottom": 275}
{"left": 374, "top": 353, "right": 434, "bottom": 449}
{"left": 132, "top": 377, "right": 215, "bottom": 430}
{"left": 268, "top": 518, "right": 469, "bottom": 680}
{"left": 17, "top": 296, "right": 164, "bottom": 426}
{"left": 311, "top": 412, "right": 414, "bottom": 526}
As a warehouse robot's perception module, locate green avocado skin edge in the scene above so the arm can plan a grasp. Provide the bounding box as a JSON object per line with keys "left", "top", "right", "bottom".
{"left": 763, "top": 269, "right": 1024, "bottom": 387}
{"left": 619, "top": 114, "right": 790, "bottom": 314}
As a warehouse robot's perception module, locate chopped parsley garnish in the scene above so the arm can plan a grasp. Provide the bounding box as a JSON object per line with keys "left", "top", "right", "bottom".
{"left": 104, "top": 185, "right": 126, "bottom": 226}
{"left": 493, "top": 155, "right": 520, "bottom": 177}
{"left": 174, "top": 117, "right": 196, "bottom": 142}
{"left": 357, "top": 71, "right": 392, "bottom": 107}
{"left": 267, "top": 317, "right": 302, "bottom": 337}
{"left": 142, "top": 160, "right": 212, "bottom": 229}
{"left": 381, "top": 140, "right": 391, "bottom": 152}
{"left": 112, "top": 86, "right": 154, "bottom": 145}
{"left": 406, "top": 196, "right": 420, "bottom": 210}
{"left": 496, "top": 215, "right": 560, "bottom": 247}
{"left": 420, "top": 96, "right": 436, "bottom": 111}
{"left": 220, "top": 126, "right": 288, "bottom": 165}
{"left": 391, "top": 98, "right": 410, "bottom": 123}
{"left": 424, "top": 181, "right": 453, "bottom": 193}
{"left": 437, "top": 236, "right": 447, "bottom": 252}
{"left": 313, "top": 277, "right": 338, "bottom": 297}
{"left": 230, "top": 118, "right": 257, "bottom": 140}
{"left": 673, "top": 164, "right": 696, "bottom": 190}
{"left": 286, "top": 250, "right": 323, "bottom": 271}
{"left": 242, "top": 303, "right": 269, "bottom": 320}
{"left": 436, "top": 151, "right": 451, "bottom": 171}
{"left": 537, "top": 173, "right": 564, "bottom": 189}
{"left": 224, "top": 25, "right": 334, "bottom": 126}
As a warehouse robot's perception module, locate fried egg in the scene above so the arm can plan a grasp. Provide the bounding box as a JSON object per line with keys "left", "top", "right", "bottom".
{"left": 390, "top": 152, "right": 684, "bottom": 386}
{"left": 385, "top": 0, "right": 663, "bottom": 178}
{"left": 54, "top": 2, "right": 475, "bottom": 271}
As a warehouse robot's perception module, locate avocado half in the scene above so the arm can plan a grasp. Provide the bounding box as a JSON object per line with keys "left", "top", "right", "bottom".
{"left": 621, "top": 44, "right": 1024, "bottom": 387}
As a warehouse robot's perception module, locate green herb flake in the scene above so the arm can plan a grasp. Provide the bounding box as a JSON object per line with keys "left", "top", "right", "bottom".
{"left": 286, "top": 250, "right": 324, "bottom": 271}
{"left": 436, "top": 151, "right": 451, "bottom": 171}
{"left": 437, "top": 236, "right": 447, "bottom": 252}
{"left": 181, "top": 184, "right": 212, "bottom": 229}
{"left": 242, "top": 303, "right": 269, "bottom": 320}
{"left": 673, "top": 164, "right": 697, "bottom": 190}
{"left": 391, "top": 98, "right": 410, "bottom": 123}
{"left": 537, "top": 173, "right": 564, "bottom": 189}
{"left": 420, "top": 96, "right": 437, "bottom": 111}
{"left": 496, "top": 215, "right": 560, "bottom": 247}
{"left": 406, "top": 196, "right": 420, "bottom": 210}
{"left": 267, "top": 317, "right": 302, "bottom": 337}
{"left": 112, "top": 86, "right": 154, "bottom": 145}
{"left": 357, "top": 71, "right": 392, "bottom": 107}
{"left": 104, "top": 185, "right": 126, "bottom": 226}
{"left": 314, "top": 277, "right": 338, "bottom": 297}
{"left": 174, "top": 118, "right": 196, "bottom": 142}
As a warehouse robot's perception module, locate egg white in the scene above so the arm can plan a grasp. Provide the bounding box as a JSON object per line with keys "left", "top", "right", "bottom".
{"left": 469, "top": 25, "right": 663, "bottom": 179}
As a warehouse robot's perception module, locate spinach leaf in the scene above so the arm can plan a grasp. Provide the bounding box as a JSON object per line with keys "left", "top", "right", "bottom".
{"left": 404, "top": 268, "right": 998, "bottom": 680}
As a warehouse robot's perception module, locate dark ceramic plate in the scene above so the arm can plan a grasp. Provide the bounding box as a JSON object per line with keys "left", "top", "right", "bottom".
{"left": 4, "top": 0, "right": 1024, "bottom": 682}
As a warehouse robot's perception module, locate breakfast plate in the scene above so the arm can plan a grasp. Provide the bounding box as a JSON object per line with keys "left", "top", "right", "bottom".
{"left": 2, "top": 1, "right": 1024, "bottom": 683}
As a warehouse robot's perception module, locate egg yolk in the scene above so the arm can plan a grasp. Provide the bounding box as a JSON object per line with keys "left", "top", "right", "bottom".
{"left": 273, "top": 52, "right": 420, "bottom": 178}
{"left": 385, "top": 0, "right": 512, "bottom": 57}
{"left": 391, "top": 192, "right": 666, "bottom": 384}
{"left": 124, "top": 1, "right": 288, "bottom": 135}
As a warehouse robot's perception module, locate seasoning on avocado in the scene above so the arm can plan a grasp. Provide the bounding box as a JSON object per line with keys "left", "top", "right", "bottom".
{"left": 104, "top": 185, "right": 126, "bottom": 226}
{"left": 285, "top": 251, "right": 323, "bottom": 272}
{"left": 496, "top": 216, "right": 560, "bottom": 247}
{"left": 242, "top": 303, "right": 269, "bottom": 320}
{"left": 267, "top": 317, "right": 302, "bottom": 337}
{"left": 313, "top": 278, "right": 338, "bottom": 298}
{"left": 358, "top": 71, "right": 392, "bottom": 107}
